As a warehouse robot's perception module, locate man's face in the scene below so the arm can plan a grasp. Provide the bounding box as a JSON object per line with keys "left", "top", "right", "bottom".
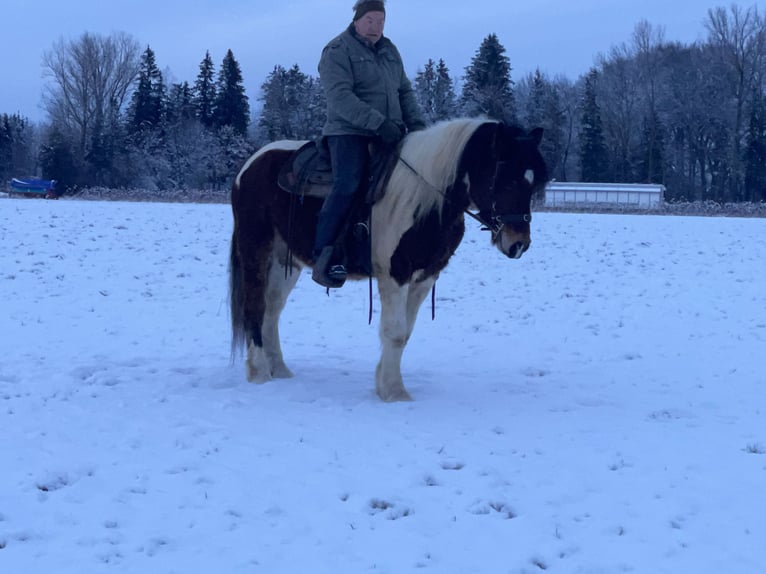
{"left": 354, "top": 11, "right": 385, "bottom": 44}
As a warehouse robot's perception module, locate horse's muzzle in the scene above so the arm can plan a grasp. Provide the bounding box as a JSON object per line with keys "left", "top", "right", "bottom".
{"left": 505, "top": 240, "right": 530, "bottom": 259}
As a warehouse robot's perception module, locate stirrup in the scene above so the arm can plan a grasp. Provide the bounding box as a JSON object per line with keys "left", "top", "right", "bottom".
{"left": 312, "top": 246, "right": 346, "bottom": 288}
{"left": 327, "top": 264, "right": 348, "bottom": 281}
{"left": 352, "top": 222, "right": 369, "bottom": 241}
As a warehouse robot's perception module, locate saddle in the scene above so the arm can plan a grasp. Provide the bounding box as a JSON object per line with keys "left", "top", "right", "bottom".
{"left": 277, "top": 138, "right": 399, "bottom": 279}
{"left": 277, "top": 140, "right": 334, "bottom": 198}
{"left": 277, "top": 138, "right": 397, "bottom": 204}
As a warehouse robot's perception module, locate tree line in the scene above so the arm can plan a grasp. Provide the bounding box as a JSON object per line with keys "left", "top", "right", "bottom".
{"left": 1, "top": 3, "right": 765, "bottom": 203}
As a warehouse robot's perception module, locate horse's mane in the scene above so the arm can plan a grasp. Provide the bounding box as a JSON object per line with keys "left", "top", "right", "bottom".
{"left": 387, "top": 118, "right": 495, "bottom": 219}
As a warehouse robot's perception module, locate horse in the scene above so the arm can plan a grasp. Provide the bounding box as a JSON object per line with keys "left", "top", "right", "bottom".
{"left": 229, "top": 117, "right": 548, "bottom": 401}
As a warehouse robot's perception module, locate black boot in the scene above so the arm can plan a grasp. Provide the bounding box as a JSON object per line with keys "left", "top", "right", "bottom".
{"left": 312, "top": 246, "right": 347, "bottom": 288}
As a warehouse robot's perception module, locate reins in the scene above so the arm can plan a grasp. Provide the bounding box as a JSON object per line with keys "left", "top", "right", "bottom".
{"left": 396, "top": 155, "right": 532, "bottom": 240}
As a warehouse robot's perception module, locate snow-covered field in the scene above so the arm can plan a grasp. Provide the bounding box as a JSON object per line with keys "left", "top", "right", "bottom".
{"left": 1, "top": 199, "right": 764, "bottom": 573}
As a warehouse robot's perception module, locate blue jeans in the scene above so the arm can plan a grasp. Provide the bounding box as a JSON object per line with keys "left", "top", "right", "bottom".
{"left": 313, "top": 135, "right": 370, "bottom": 257}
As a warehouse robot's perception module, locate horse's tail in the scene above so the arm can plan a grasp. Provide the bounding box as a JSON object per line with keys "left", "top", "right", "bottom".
{"left": 229, "top": 226, "right": 247, "bottom": 359}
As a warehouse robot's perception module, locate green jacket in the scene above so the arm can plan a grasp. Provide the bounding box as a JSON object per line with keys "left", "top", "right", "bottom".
{"left": 318, "top": 24, "right": 425, "bottom": 137}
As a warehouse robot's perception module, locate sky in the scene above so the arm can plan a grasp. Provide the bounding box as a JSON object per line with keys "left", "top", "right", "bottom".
{"left": 1, "top": 197, "right": 764, "bottom": 572}
{"left": 0, "top": 0, "right": 741, "bottom": 121}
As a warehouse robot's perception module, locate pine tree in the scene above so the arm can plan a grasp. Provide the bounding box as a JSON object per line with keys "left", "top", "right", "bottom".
{"left": 213, "top": 49, "right": 250, "bottom": 135}
{"left": 414, "top": 59, "right": 438, "bottom": 124}
{"left": 0, "top": 113, "right": 35, "bottom": 183}
{"left": 0, "top": 115, "right": 12, "bottom": 182}
{"left": 578, "top": 69, "right": 610, "bottom": 182}
{"left": 301, "top": 75, "right": 327, "bottom": 140}
{"left": 461, "top": 33, "right": 516, "bottom": 122}
{"left": 525, "top": 69, "right": 547, "bottom": 129}
{"left": 414, "top": 59, "right": 457, "bottom": 124}
{"left": 258, "top": 64, "right": 324, "bottom": 141}
{"left": 524, "top": 70, "right": 567, "bottom": 180}
{"left": 193, "top": 51, "right": 216, "bottom": 128}
{"left": 167, "top": 82, "right": 196, "bottom": 125}
{"left": 87, "top": 103, "right": 126, "bottom": 187}
{"left": 434, "top": 59, "right": 458, "bottom": 121}
{"left": 127, "top": 46, "right": 166, "bottom": 134}
{"left": 40, "top": 125, "right": 77, "bottom": 190}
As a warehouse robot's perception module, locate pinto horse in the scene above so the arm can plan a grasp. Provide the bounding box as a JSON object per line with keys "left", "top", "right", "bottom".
{"left": 229, "top": 118, "right": 548, "bottom": 401}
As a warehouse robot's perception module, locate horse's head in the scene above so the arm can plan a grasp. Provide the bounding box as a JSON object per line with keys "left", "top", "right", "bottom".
{"left": 467, "top": 123, "right": 549, "bottom": 259}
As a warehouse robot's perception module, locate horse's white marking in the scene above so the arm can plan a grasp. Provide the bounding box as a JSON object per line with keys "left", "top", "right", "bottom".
{"left": 375, "top": 275, "right": 436, "bottom": 401}
{"left": 246, "top": 238, "right": 301, "bottom": 382}
{"left": 246, "top": 341, "right": 272, "bottom": 383}
{"left": 235, "top": 140, "right": 307, "bottom": 188}
{"left": 370, "top": 119, "right": 496, "bottom": 398}
{"left": 500, "top": 229, "right": 529, "bottom": 259}
{"left": 372, "top": 118, "right": 494, "bottom": 275}
{"left": 261, "top": 239, "right": 300, "bottom": 379}
{"left": 525, "top": 169, "right": 535, "bottom": 185}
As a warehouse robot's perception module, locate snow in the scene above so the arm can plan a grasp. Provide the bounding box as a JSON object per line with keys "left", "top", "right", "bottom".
{"left": 1, "top": 198, "right": 765, "bottom": 573}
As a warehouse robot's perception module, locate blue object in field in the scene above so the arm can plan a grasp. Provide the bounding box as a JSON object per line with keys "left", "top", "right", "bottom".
{"left": 10, "top": 178, "right": 57, "bottom": 193}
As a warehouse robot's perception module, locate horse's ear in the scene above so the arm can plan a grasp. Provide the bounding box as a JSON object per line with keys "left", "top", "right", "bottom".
{"left": 529, "top": 127, "right": 544, "bottom": 146}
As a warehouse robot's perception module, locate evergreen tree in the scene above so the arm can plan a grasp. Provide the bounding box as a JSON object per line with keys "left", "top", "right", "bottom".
{"left": 193, "top": 51, "right": 216, "bottom": 128}
{"left": 87, "top": 102, "right": 126, "bottom": 187}
{"left": 0, "top": 115, "right": 12, "bottom": 181}
{"left": 414, "top": 59, "right": 457, "bottom": 124}
{"left": 525, "top": 69, "right": 546, "bottom": 128}
{"left": 460, "top": 33, "right": 516, "bottom": 122}
{"left": 524, "top": 70, "right": 567, "bottom": 181}
{"left": 167, "top": 82, "right": 196, "bottom": 125}
{"left": 414, "top": 59, "right": 438, "bottom": 124}
{"left": 258, "top": 64, "right": 324, "bottom": 141}
{"left": 578, "top": 69, "right": 610, "bottom": 182}
{"left": 213, "top": 49, "right": 250, "bottom": 135}
{"left": 301, "top": 75, "right": 327, "bottom": 139}
{"left": 744, "top": 91, "right": 766, "bottom": 202}
{"left": 434, "top": 59, "right": 458, "bottom": 121}
{"left": 39, "top": 125, "right": 77, "bottom": 191}
{"left": 0, "top": 114, "right": 35, "bottom": 182}
{"left": 127, "top": 46, "right": 166, "bottom": 134}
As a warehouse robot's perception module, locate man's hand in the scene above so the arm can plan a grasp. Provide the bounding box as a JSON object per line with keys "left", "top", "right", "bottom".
{"left": 377, "top": 120, "right": 404, "bottom": 145}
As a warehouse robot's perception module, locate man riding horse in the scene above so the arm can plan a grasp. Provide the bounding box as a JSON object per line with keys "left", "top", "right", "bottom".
{"left": 312, "top": 0, "right": 426, "bottom": 288}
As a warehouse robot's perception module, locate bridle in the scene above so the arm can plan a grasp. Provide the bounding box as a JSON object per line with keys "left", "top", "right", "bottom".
{"left": 397, "top": 155, "right": 532, "bottom": 240}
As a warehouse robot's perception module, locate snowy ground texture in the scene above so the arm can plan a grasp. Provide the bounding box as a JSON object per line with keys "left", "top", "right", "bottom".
{"left": 1, "top": 199, "right": 765, "bottom": 574}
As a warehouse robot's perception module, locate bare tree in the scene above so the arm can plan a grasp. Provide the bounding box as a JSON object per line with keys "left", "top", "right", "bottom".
{"left": 42, "top": 32, "right": 141, "bottom": 162}
{"left": 632, "top": 20, "right": 667, "bottom": 183}
{"left": 705, "top": 4, "right": 765, "bottom": 200}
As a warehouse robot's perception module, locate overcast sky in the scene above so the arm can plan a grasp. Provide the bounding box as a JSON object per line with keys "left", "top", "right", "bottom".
{"left": 1, "top": 0, "right": 739, "bottom": 122}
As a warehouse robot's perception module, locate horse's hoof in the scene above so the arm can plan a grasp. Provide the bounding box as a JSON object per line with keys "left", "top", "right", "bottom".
{"left": 246, "top": 365, "right": 272, "bottom": 384}
{"left": 271, "top": 364, "right": 294, "bottom": 379}
{"left": 377, "top": 387, "right": 413, "bottom": 402}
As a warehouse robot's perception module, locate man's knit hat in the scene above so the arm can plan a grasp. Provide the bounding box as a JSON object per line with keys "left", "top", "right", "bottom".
{"left": 353, "top": 0, "right": 386, "bottom": 21}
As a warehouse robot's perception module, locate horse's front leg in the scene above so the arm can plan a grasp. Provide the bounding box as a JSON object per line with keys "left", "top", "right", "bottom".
{"left": 405, "top": 276, "right": 437, "bottom": 336}
{"left": 375, "top": 276, "right": 412, "bottom": 402}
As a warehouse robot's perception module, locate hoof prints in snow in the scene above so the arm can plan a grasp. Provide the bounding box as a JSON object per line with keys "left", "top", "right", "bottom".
{"left": 468, "top": 500, "right": 517, "bottom": 519}
{"left": 368, "top": 499, "right": 412, "bottom": 520}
